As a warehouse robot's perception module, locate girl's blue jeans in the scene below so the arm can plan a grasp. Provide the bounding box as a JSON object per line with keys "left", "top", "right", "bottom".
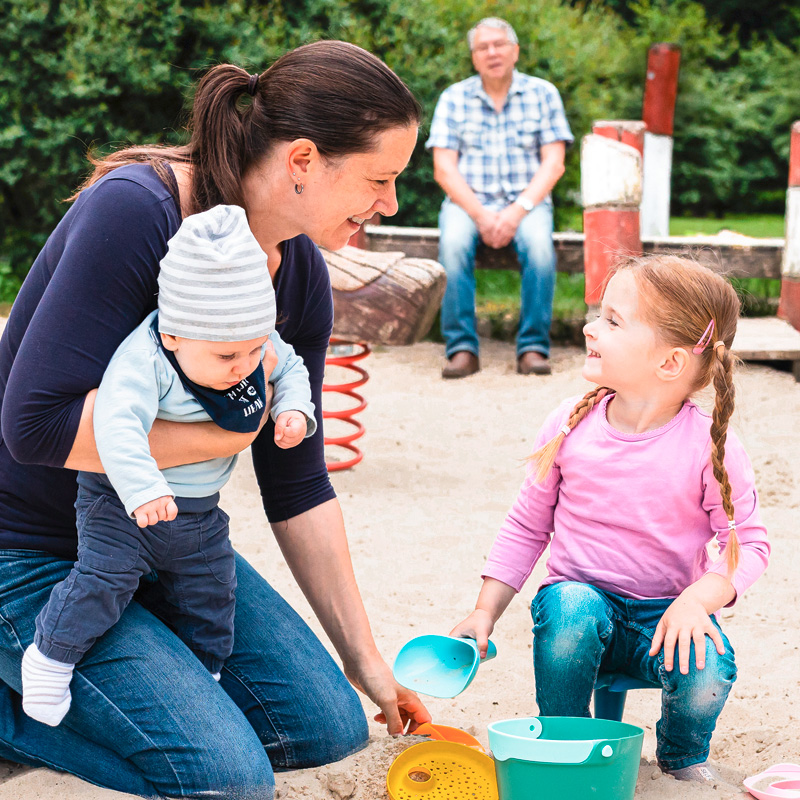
{"left": 531, "top": 581, "right": 737, "bottom": 771}
{"left": 0, "top": 548, "right": 368, "bottom": 799}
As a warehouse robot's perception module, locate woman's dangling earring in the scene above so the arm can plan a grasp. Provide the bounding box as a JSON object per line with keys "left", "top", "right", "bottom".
{"left": 295, "top": 183, "right": 304, "bottom": 195}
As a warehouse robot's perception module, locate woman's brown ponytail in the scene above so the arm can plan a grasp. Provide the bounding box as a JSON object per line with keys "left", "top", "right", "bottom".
{"left": 188, "top": 65, "right": 265, "bottom": 213}
{"left": 70, "top": 41, "right": 421, "bottom": 210}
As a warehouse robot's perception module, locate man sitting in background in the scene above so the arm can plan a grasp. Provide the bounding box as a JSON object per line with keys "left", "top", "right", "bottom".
{"left": 427, "top": 17, "right": 573, "bottom": 378}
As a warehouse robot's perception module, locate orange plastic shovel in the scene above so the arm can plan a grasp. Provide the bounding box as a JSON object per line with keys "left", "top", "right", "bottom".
{"left": 412, "top": 722, "right": 484, "bottom": 752}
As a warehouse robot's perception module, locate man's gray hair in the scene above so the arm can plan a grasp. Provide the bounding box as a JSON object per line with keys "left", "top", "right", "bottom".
{"left": 467, "top": 17, "right": 519, "bottom": 49}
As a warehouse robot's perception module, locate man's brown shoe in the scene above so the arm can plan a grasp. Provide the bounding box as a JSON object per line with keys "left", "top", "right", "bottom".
{"left": 442, "top": 351, "right": 480, "bottom": 379}
{"left": 517, "top": 351, "right": 552, "bottom": 375}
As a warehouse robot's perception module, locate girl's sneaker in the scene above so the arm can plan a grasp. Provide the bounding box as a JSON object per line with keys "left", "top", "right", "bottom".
{"left": 665, "top": 762, "right": 738, "bottom": 791}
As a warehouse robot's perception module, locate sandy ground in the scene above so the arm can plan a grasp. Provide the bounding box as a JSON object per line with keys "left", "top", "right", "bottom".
{"left": 1, "top": 338, "right": 797, "bottom": 799}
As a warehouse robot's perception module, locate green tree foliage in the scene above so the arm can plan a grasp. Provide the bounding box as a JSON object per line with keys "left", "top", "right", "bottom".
{"left": 582, "top": 0, "right": 800, "bottom": 46}
{"left": 0, "top": 0, "right": 797, "bottom": 288}
{"left": 617, "top": 0, "right": 800, "bottom": 215}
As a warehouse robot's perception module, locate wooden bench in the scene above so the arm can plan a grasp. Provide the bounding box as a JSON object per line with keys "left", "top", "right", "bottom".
{"left": 364, "top": 225, "right": 785, "bottom": 278}
{"left": 360, "top": 226, "right": 800, "bottom": 380}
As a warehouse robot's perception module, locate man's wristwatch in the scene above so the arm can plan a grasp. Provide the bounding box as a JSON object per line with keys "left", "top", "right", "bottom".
{"left": 515, "top": 196, "right": 534, "bottom": 213}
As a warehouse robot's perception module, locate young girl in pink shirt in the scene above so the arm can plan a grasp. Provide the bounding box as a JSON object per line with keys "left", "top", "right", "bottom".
{"left": 451, "top": 255, "right": 769, "bottom": 784}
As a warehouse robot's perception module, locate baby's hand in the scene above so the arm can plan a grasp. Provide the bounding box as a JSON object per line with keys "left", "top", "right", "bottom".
{"left": 274, "top": 410, "right": 307, "bottom": 449}
{"left": 133, "top": 495, "right": 178, "bottom": 528}
{"left": 449, "top": 609, "right": 495, "bottom": 660}
{"left": 649, "top": 592, "right": 726, "bottom": 674}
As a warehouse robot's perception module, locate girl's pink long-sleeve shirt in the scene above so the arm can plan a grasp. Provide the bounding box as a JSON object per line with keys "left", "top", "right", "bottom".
{"left": 483, "top": 395, "right": 770, "bottom": 602}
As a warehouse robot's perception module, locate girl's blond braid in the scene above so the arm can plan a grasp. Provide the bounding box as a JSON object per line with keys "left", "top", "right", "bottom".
{"left": 709, "top": 341, "right": 741, "bottom": 574}
{"left": 530, "top": 387, "right": 613, "bottom": 483}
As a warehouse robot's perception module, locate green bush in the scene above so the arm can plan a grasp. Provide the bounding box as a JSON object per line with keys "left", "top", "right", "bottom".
{"left": 1, "top": 0, "right": 797, "bottom": 294}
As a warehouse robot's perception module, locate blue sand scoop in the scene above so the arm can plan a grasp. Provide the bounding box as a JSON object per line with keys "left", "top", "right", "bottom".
{"left": 393, "top": 635, "right": 497, "bottom": 698}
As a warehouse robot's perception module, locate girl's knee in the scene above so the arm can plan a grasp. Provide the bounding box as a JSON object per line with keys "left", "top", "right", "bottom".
{"left": 532, "top": 583, "right": 612, "bottom": 665}
{"left": 665, "top": 642, "right": 736, "bottom": 711}
{"left": 533, "top": 582, "right": 609, "bottom": 631}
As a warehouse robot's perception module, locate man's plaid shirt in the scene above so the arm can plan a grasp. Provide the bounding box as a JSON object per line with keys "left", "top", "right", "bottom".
{"left": 426, "top": 71, "right": 573, "bottom": 210}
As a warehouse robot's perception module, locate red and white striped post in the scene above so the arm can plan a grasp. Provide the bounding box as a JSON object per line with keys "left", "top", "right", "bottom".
{"left": 640, "top": 44, "right": 681, "bottom": 238}
{"left": 582, "top": 121, "right": 645, "bottom": 306}
{"left": 778, "top": 121, "right": 800, "bottom": 330}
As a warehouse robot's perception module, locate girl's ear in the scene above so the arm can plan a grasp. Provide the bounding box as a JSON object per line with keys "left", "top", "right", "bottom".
{"left": 656, "top": 346, "right": 691, "bottom": 382}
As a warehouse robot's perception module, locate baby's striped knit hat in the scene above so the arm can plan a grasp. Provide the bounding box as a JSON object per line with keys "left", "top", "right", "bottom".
{"left": 158, "top": 204, "right": 276, "bottom": 342}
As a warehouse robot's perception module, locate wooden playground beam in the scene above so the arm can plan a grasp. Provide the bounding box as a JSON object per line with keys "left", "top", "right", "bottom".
{"left": 364, "top": 226, "right": 785, "bottom": 280}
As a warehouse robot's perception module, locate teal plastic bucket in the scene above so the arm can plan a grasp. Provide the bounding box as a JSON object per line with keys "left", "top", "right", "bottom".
{"left": 488, "top": 717, "right": 643, "bottom": 800}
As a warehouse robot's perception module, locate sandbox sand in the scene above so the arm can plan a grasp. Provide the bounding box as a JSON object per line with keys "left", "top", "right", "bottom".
{"left": 1, "top": 338, "right": 797, "bottom": 799}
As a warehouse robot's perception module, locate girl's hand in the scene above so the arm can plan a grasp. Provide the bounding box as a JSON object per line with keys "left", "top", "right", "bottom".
{"left": 345, "top": 655, "right": 431, "bottom": 736}
{"left": 649, "top": 592, "right": 726, "bottom": 674}
{"left": 449, "top": 609, "right": 495, "bottom": 660}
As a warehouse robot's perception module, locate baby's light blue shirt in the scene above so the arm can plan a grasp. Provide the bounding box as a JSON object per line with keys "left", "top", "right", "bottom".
{"left": 90, "top": 310, "right": 316, "bottom": 516}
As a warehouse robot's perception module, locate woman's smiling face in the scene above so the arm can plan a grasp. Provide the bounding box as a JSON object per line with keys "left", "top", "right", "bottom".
{"left": 301, "top": 125, "right": 418, "bottom": 251}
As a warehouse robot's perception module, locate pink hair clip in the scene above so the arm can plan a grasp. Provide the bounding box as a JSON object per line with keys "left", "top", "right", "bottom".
{"left": 693, "top": 320, "right": 715, "bottom": 355}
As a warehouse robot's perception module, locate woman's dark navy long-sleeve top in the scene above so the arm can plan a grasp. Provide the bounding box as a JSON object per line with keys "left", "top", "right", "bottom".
{"left": 0, "top": 164, "right": 336, "bottom": 559}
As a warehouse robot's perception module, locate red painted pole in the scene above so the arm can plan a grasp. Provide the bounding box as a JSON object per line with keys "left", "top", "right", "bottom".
{"left": 582, "top": 122, "right": 645, "bottom": 305}
{"left": 789, "top": 121, "right": 800, "bottom": 189}
{"left": 641, "top": 44, "right": 681, "bottom": 238}
{"left": 778, "top": 121, "right": 800, "bottom": 331}
{"left": 592, "top": 120, "right": 645, "bottom": 155}
{"left": 642, "top": 44, "right": 681, "bottom": 137}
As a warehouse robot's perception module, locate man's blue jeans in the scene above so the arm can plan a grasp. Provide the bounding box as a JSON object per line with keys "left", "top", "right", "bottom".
{"left": 0, "top": 549, "right": 368, "bottom": 799}
{"left": 438, "top": 200, "right": 556, "bottom": 359}
{"left": 531, "top": 582, "right": 737, "bottom": 771}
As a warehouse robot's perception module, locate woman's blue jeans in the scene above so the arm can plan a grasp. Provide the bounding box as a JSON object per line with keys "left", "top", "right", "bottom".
{"left": 531, "top": 582, "right": 737, "bottom": 770}
{"left": 0, "top": 549, "right": 368, "bottom": 799}
{"left": 438, "top": 200, "right": 556, "bottom": 359}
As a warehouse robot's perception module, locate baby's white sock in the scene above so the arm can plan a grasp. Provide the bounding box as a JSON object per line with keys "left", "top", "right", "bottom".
{"left": 21, "top": 643, "right": 74, "bottom": 726}
{"left": 212, "top": 672, "right": 221, "bottom": 682}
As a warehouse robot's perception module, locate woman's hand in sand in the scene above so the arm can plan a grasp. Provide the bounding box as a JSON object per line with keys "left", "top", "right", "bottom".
{"left": 449, "top": 609, "right": 495, "bottom": 660}
{"left": 346, "top": 656, "right": 431, "bottom": 736}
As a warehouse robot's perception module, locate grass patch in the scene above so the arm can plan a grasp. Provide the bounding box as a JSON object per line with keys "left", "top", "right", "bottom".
{"left": 476, "top": 233, "right": 781, "bottom": 343}
{"left": 556, "top": 210, "right": 785, "bottom": 239}
{"left": 473, "top": 212, "right": 786, "bottom": 332}
{"left": 477, "top": 271, "right": 584, "bottom": 318}
{"left": 670, "top": 214, "right": 785, "bottom": 239}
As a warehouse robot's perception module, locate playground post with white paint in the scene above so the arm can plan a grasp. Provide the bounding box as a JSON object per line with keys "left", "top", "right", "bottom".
{"left": 778, "top": 121, "right": 800, "bottom": 331}
{"left": 640, "top": 43, "right": 681, "bottom": 239}
{"left": 581, "top": 121, "right": 645, "bottom": 307}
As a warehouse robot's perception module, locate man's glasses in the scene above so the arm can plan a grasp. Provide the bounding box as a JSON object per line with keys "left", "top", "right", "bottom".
{"left": 472, "top": 41, "right": 515, "bottom": 54}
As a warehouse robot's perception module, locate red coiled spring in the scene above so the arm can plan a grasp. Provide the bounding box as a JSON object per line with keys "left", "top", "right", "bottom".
{"left": 323, "top": 339, "right": 370, "bottom": 471}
